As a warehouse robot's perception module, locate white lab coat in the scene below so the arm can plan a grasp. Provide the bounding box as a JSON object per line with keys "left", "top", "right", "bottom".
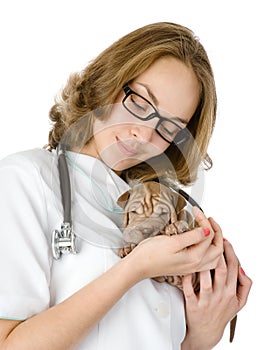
{"left": 0, "top": 148, "right": 186, "bottom": 349}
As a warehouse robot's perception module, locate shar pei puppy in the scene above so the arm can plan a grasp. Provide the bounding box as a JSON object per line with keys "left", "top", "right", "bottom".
{"left": 118, "top": 180, "right": 199, "bottom": 290}
{"left": 118, "top": 180, "right": 237, "bottom": 342}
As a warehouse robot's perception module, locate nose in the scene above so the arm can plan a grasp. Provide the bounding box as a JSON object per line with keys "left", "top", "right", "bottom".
{"left": 123, "top": 227, "right": 145, "bottom": 244}
{"left": 129, "top": 121, "right": 156, "bottom": 144}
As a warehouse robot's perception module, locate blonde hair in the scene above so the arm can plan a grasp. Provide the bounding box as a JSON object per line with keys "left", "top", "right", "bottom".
{"left": 47, "top": 22, "right": 217, "bottom": 186}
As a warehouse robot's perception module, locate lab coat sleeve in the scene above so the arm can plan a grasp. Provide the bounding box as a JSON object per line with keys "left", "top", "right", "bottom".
{"left": 0, "top": 153, "right": 51, "bottom": 320}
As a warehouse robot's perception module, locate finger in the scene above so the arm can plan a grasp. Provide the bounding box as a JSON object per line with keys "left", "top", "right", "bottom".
{"left": 192, "top": 207, "right": 214, "bottom": 235}
{"left": 185, "top": 220, "right": 223, "bottom": 272}
{"left": 208, "top": 216, "right": 222, "bottom": 232}
{"left": 223, "top": 240, "right": 239, "bottom": 286}
{"left": 213, "top": 255, "right": 227, "bottom": 293}
{"left": 199, "top": 270, "right": 213, "bottom": 297}
{"left": 208, "top": 217, "right": 222, "bottom": 237}
{"left": 172, "top": 226, "right": 211, "bottom": 252}
{"left": 182, "top": 274, "right": 197, "bottom": 302}
{"left": 237, "top": 266, "right": 252, "bottom": 310}
{"left": 208, "top": 217, "right": 223, "bottom": 253}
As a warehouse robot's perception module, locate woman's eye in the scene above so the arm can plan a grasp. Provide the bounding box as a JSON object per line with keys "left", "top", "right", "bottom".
{"left": 130, "top": 95, "right": 149, "bottom": 112}
{"left": 159, "top": 124, "right": 176, "bottom": 137}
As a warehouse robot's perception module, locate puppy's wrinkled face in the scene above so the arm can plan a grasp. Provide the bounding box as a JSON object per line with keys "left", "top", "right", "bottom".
{"left": 121, "top": 182, "right": 186, "bottom": 244}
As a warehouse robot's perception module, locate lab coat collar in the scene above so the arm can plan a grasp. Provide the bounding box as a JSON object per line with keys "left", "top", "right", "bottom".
{"left": 66, "top": 151, "right": 131, "bottom": 204}
{"left": 63, "top": 151, "right": 131, "bottom": 248}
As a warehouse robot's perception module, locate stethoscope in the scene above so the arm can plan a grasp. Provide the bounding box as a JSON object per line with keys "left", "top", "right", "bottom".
{"left": 51, "top": 144, "right": 203, "bottom": 260}
{"left": 52, "top": 145, "right": 77, "bottom": 260}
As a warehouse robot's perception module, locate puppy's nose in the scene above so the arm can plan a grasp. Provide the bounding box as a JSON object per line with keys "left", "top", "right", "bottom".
{"left": 123, "top": 228, "right": 144, "bottom": 244}
{"left": 142, "top": 227, "right": 153, "bottom": 235}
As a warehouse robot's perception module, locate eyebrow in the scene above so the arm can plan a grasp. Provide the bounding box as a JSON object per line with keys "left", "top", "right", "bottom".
{"left": 136, "top": 82, "right": 188, "bottom": 126}
{"left": 136, "top": 82, "right": 159, "bottom": 106}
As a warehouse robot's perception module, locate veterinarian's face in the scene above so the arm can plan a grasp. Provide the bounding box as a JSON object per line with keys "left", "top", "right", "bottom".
{"left": 83, "top": 56, "right": 200, "bottom": 172}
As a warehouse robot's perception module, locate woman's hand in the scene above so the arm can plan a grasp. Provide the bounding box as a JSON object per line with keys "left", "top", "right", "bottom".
{"left": 125, "top": 208, "right": 224, "bottom": 281}
{"left": 181, "top": 218, "right": 252, "bottom": 350}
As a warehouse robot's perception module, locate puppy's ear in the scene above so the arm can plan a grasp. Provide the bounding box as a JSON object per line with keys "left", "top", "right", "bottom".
{"left": 117, "top": 190, "right": 130, "bottom": 209}
{"left": 123, "top": 212, "right": 130, "bottom": 228}
{"left": 117, "top": 191, "right": 130, "bottom": 228}
{"left": 171, "top": 192, "right": 187, "bottom": 214}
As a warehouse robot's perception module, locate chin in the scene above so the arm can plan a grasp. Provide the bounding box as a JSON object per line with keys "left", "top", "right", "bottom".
{"left": 108, "top": 158, "right": 143, "bottom": 173}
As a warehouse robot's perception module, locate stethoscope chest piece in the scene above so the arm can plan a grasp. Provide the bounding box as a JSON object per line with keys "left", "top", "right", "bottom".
{"left": 52, "top": 222, "right": 77, "bottom": 260}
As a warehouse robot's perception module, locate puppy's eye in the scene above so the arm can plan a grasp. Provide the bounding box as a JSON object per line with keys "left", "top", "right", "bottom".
{"left": 129, "top": 205, "right": 143, "bottom": 215}
{"left": 129, "top": 210, "right": 137, "bottom": 214}
{"left": 161, "top": 209, "right": 169, "bottom": 215}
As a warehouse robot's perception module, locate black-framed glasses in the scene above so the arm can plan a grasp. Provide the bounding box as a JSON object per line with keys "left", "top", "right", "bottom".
{"left": 122, "top": 84, "right": 189, "bottom": 145}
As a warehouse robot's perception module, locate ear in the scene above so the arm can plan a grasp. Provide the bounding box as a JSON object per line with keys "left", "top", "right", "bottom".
{"left": 170, "top": 191, "right": 187, "bottom": 214}
{"left": 123, "top": 211, "right": 130, "bottom": 228}
{"left": 117, "top": 190, "right": 130, "bottom": 209}
{"left": 117, "top": 190, "right": 131, "bottom": 228}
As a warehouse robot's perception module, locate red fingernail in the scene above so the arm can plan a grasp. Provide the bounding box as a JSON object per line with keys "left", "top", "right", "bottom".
{"left": 203, "top": 228, "right": 210, "bottom": 236}
{"left": 240, "top": 267, "right": 246, "bottom": 276}
{"left": 223, "top": 238, "right": 227, "bottom": 242}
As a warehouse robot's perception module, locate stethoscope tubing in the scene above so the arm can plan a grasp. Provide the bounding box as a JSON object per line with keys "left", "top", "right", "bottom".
{"left": 57, "top": 146, "right": 72, "bottom": 224}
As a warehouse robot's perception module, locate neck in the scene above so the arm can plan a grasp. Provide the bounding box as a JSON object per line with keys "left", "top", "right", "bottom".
{"left": 79, "top": 140, "right": 98, "bottom": 158}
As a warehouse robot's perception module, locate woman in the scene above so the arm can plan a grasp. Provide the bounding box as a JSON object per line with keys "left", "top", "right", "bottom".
{"left": 0, "top": 22, "right": 251, "bottom": 349}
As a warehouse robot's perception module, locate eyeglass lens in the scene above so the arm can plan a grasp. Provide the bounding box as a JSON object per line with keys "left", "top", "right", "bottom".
{"left": 124, "top": 93, "right": 184, "bottom": 143}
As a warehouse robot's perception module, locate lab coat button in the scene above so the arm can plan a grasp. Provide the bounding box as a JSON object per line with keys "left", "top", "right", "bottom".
{"left": 155, "top": 302, "right": 169, "bottom": 318}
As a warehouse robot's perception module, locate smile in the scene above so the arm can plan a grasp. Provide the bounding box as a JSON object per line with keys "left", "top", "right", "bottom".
{"left": 117, "top": 138, "right": 138, "bottom": 157}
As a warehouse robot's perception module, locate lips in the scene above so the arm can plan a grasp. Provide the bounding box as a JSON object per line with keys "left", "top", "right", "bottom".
{"left": 117, "top": 138, "right": 138, "bottom": 157}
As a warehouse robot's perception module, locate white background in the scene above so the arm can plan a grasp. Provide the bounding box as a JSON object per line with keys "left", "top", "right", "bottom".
{"left": 0, "top": 1, "right": 257, "bottom": 348}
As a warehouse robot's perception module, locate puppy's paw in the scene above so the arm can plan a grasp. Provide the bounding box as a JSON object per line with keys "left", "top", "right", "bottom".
{"left": 152, "top": 276, "right": 166, "bottom": 283}
{"left": 174, "top": 220, "right": 189, "bottom": 234}
{"left": 118, "top": 243, "right": 136, "bottom": 258}
{"left": 164, "top": 224, "right": 178, "bottom": 236}
{"left": 165, "top": 275, "right": 183, "bottom": 290}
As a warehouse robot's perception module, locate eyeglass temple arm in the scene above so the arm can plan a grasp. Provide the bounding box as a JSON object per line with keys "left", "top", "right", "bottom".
{"left": 123, "top": 84, "right": 131, "bottom": 95}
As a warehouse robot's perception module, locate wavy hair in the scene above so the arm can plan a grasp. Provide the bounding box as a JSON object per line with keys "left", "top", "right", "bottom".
{"left": 46, "top": 22, "right": 217, "bottom": 186}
